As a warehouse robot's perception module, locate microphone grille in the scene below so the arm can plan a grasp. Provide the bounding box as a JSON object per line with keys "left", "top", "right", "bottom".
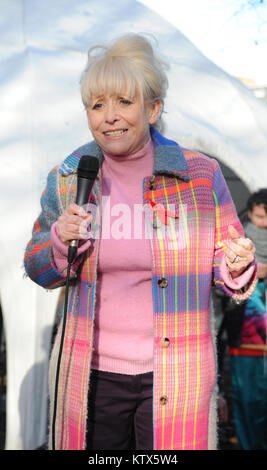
{"left": 77, "top": 155, "right": 99, "bottom": 179}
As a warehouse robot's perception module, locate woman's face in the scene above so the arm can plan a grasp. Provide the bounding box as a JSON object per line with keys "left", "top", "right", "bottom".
{"left": 86, "top": 93, "right": 161, "bottom": 156}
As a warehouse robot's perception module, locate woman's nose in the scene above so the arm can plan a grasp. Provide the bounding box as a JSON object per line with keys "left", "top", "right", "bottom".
{"left": 104, "top": 102, "right": 119, "bottom": 123}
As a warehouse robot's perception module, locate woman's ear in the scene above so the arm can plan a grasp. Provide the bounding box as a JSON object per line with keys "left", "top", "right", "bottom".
{"left": 148, "top": 100, "right": 162, "bottom": 125}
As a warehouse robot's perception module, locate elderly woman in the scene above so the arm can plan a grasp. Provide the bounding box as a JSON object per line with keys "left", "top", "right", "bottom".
{"left": 24, "top": 33, "right": 257, "bottom": 450}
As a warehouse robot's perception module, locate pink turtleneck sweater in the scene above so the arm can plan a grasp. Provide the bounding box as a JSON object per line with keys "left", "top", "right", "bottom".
{"left": 91, "top": 138, "right": 154, "bottom": 374}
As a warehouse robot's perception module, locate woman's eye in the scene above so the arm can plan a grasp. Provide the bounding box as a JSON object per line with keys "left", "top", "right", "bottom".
{"left": 92, "top": 103, "right": 103, "bottom": 110}
{"left": 120, "top": 99, "right": 132, "bottom": 105}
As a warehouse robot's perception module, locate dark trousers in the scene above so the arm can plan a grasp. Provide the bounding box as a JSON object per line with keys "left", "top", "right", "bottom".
{"left": 86, "top": 369, "right": 153, "bottom": 450}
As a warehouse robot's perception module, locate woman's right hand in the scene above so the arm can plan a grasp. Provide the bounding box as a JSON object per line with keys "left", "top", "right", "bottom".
{"left": 57, "top": 203, "right": 92, "bottom": 246}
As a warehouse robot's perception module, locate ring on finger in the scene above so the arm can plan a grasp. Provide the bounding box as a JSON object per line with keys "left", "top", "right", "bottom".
{"left": 230, "top": 255, "right": 241, "bottom": 263}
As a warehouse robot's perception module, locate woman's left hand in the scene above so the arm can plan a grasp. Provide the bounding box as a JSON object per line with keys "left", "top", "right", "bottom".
{"left": 225, "top": 225, "right": 256, "bottom": 278}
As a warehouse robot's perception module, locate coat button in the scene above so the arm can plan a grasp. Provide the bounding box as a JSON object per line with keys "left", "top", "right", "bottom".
{"left": 158, "top": 277, "right": 168, "bottom": 288}
{"left": 161, "top": 338, "right": 170, "bottom": 348}
{"left": 160, "top": 395, "right": 168, "bottom": 405}
{"left": 149, "top": 176, "right": 156, "bottom": 190}
{"left": 153, "top": 217, "right": 160, "bottom": 229}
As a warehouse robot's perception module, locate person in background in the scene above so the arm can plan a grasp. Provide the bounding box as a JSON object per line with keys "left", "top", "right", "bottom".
{"left": 24, "top": 33, "right": 257, "bottom": 450}
{"left": 227, "top": 189, "right": 267, "bottom": 450}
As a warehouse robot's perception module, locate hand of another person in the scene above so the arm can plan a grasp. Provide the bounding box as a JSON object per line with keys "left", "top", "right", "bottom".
{"left": 257, "top": 262, "right": 267, "bottom": 279}
{"left": 217, "top": 394, "right": 228, "bottom": 423}
{"left": 225, "top": 225, "right": 255, "bottom": 278}
{"left": 57, "top": 203, "right": 92, "bottom": 246}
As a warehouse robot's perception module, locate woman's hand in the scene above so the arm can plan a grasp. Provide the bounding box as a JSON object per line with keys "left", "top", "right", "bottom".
{"left": 225, "top": 225, "right": 256, "bottom": 278}
{"left": 57, "top": 203, "right": 91, "bottom": 246}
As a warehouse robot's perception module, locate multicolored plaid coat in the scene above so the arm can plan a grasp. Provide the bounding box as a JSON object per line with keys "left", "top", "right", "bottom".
{"left": 24, "top": 128, "right": 257, "bottom": 450}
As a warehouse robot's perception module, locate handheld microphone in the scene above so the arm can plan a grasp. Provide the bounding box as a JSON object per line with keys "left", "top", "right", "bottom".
{"left": 68, "top": 155, "right": 99, "bottom": 264}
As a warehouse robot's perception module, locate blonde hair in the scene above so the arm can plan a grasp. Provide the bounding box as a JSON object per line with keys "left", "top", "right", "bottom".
{"left": 80, "top": 33, "right": 169, "bottom": 130}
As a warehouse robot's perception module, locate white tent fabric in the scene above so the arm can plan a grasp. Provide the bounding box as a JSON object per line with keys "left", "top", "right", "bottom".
{"left": 1, "top": 0, "right": 267, "bottom": 450}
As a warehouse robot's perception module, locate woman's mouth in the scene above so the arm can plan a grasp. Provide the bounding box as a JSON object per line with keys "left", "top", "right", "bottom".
{"left": 103, "top": 129, "right": 128, "bottom": 137}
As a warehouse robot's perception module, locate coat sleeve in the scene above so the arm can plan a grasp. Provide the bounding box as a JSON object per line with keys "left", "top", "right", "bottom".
{"left": 211, "top": 160, "right": 257, "bottom": 302}
{"left": 24, "top": 167, "right": 84, "bottom": 289}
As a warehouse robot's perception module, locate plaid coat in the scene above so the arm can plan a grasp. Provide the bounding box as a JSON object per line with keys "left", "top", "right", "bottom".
{"left": 24, "top": 127, "right": 257, "bottom": 450}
